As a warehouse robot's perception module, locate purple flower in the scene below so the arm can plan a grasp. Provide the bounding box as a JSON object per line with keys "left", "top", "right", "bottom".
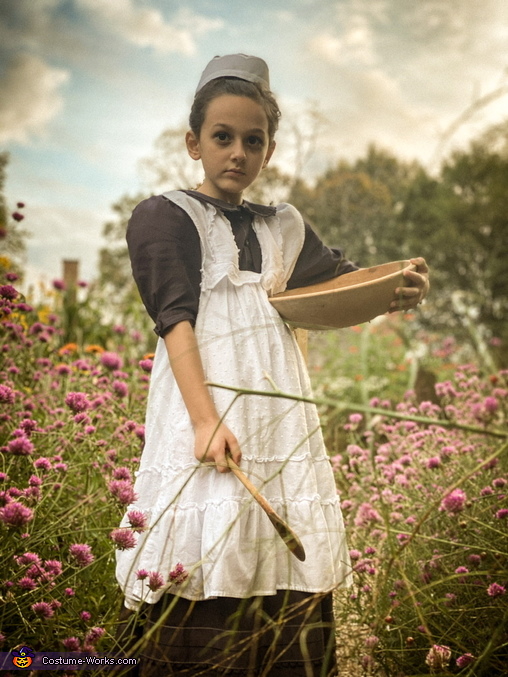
{"left": 65, "top": 391, "right": 90, "bottom": 414}
{"left": 147, "top": 571, "right": 165, "bottom": 591}
{"left": 65, "top": 587, "right": 75, "bottom": 596}
{"left": 69, "top": 543, "right": 95, "bottom": 567}
{"left": 444, "top": 593, "right": 456, "bottom": 607}
{"left": 440, "top": 488, "right": 466, "bottom": 514}
{"left": 495, "top": 508, "right": 508, "bottom": 519}
{"left": 169, "top": 562, "right": 189, "bottom": 585}
{"left": 85, "top": 627, "right": 105, "bottom": 644}
{"left": 136, "top": 569, "right": 149, "bottom": 580}
{"left": 110, "top": 528, "right": 137, "bottom": 550}
{"left": 364, "top": 635, "right": 379, "bottom": 649}
{"left": 100, "top": 352, "right": 122, "bottom": 370}
{"left": 139, "top": 359, "right": 153, "bottom": 372}
{"left": 0, "top": 385, "right": 15, "bottom": 404}
{"left": 456, "top": 653, "right": 475, "bottom": 668}
{"left": 52, "top": 279, "right": 66, "bottom": 291}
{"left": 483, "top": 396, "right": 498, "bottom": 413}
{"left": 18, "top": 576, "right": 37, "bottom": 590}
{"left": 20, "top": 419, "right": 38, "bottom": 436}
{"left": 0, "top": 501, "right": 33, "bottom": 527}
{"left": 5, "top": 436, "right": 34, "bottom": 456}
{"left": 426, "top": 456, "right": 440, "bottom": 469}
{"left": 0, "top": 285, "right": 18, "bottom": 300}
{"left": 31, "top": 601, "right": 54, "bottom": 618}
{"left": 33, "top": 457, "right": 52, "bottom": 470}
{"left": 108, "top": 479, "right": 137, "bottom": 506}
{"left": 425, "top": 644, "right": 451, "bottom": 670}
{"left": 112, "top": 380, "right": 128, "bottom": 398}
{"left": 113, "top": 466, "right": 132, "bottom": 481}
{"left": 127, "top": 510, "right": 147, "bottom": 532}
{"left": 14, "top": 552, "right": 41, "bottom": 566}
{"left": 62, "top": 637, "right": 81, "bottom": 651}
{"left": 487, "top": 582, "right": 505, "bottom": 598}
{"left": 80, "top": 610, "right": 92, "bottom": 621}
{"left": 44, "top": 560, "right": 63, "bottom": 577}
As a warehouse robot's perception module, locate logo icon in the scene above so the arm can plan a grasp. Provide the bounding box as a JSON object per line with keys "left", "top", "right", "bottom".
{"left": 11, "top": 646, "right": 35, "bottom": 669}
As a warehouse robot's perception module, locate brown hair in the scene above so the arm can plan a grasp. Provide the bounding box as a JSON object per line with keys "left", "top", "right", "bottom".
{"left": 189, "top": 78, "right": 281, "bottom": 142}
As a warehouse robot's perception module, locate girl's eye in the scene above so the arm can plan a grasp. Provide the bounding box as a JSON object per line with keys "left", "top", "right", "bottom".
{"left": 215, "top": 132, "right": 229, "bottom": 142}
{"left": 247, "top": 136, "right": 263, "bottom": 146}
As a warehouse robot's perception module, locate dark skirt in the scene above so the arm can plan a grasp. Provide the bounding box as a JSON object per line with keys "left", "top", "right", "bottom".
{"left": 115, "top": 590, "right": 338, "bottom": 677}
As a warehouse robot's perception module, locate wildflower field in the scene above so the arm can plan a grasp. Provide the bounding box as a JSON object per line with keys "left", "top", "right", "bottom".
{"left": 0, "top": 267, "right": 506, "bottom": 677}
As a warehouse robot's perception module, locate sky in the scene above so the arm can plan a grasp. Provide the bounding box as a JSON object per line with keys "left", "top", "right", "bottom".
{"left": 1, "top": 0, "right": 508, "bottom": 288}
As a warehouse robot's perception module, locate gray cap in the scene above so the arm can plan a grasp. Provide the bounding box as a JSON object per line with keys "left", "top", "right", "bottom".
{"left": 195, "top": 54, "right": 270, "bottom": 94}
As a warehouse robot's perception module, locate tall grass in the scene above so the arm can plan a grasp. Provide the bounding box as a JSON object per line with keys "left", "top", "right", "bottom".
{"left": 0, "top": 275, "right": 506, "bottom": 676}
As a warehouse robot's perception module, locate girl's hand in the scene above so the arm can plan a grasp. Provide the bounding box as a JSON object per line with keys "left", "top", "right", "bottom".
{"left": 194, "top": 419, "right": 242, "bottom": 473}
{"left": 389, "top": 257, "right": 430, "bottom": 313}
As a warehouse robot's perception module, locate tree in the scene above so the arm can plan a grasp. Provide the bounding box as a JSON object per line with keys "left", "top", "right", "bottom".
{"left": 289, "top": 146, "right": 421, "bottom": 268}
{"left": 0, "top": 152, "right": 29, "bottom": 278}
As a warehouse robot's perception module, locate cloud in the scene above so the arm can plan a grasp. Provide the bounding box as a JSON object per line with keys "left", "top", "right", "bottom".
{"left": 0, "top": 53, "right": 70, "bottom": 144}
{"left": 76, "top": 0, "right": 223, "bottom": 55}
{"left": 308, "top": 16, "right": 377, "bottom": 67}
{"left": 21, "top": 203, "right": 108, "bottom": 290}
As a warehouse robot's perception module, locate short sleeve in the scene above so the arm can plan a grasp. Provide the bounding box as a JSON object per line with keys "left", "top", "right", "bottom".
{"left": 126, "top": 195, "right": 202, "bottom": 336}
{"left": 287, "top": 221, "right": 359, "bottom": 289}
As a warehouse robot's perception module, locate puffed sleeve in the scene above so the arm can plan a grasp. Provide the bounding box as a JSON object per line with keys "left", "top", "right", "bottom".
{"left": 126, "top": 195, "right": 202, "bottom": 337}
{"left": 287, "top": 221, "right": 359, "bottom": 289}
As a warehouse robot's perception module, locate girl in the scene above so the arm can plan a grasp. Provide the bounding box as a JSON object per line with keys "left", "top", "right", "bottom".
{"left": 115, "top": 54, "right": 430, "bottom": 676}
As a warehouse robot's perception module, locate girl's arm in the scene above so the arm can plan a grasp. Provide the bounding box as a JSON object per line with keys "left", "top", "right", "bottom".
{"left": 163, "top": 320, "right": 242, "bottom": 474}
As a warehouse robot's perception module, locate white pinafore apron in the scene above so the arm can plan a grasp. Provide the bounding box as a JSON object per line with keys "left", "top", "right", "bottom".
{"left": 116, "top": 191, "right": 352, "bottom": 609}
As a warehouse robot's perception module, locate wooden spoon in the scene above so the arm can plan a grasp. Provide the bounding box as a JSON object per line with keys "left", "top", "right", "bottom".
{"left": 226, "top": 456, "right": 306, "bottom": 562}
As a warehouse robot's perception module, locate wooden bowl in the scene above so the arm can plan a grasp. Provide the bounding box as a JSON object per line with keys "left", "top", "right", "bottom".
{"left": 269, "top": 260, "right": 415, "bottom": 330}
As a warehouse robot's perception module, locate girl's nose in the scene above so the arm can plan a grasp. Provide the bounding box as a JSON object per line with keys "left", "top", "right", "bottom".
{"left": 230, "top": 142, "right": 246, "bottom": 161}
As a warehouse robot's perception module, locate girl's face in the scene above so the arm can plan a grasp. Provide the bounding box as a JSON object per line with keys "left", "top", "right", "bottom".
{"left": 186, "top": 94, "right": 275, "bottom": 205}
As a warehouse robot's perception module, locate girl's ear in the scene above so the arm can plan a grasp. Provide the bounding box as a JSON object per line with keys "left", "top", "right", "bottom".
{"left": 263, "top": 140, "right": 276, "bottom": 169}
{"left": 186, "top": 131, "right": 201, "bottom": 161}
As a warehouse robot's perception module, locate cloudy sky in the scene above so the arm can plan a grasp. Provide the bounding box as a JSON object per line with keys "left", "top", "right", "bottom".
{"left": 1, "top": 0, "right": 507, "bottom": 287}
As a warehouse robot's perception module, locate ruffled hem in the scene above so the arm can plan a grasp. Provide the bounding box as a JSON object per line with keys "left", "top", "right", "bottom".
{"left": 116, "top": 498, "right": 352, "bottom": 609}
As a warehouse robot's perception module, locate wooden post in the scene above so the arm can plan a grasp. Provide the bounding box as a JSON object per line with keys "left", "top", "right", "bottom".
{"left": 63, "top": 260, "right": 79, "bottom": 304}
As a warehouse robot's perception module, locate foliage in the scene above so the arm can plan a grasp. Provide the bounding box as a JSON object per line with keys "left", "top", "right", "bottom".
{"left": 1, "top": 268, "right": 507, "bottom": 676}
{"left": 0, "top": 277, "right": 149, "bottom": 656}
{"left": 0, "top": 153, "right": 29, "bottom": 280}
{"left": 289, "top": 146, "right": 419, "bottom": 267}
{"left": 400, "top": 138, "right": 508, "bottom": 348}
{"left": 289, "top": 131, "right": 508, "bottom": 361}
{"left": 330, "top": 365, "right": 507, "bottom": 676}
